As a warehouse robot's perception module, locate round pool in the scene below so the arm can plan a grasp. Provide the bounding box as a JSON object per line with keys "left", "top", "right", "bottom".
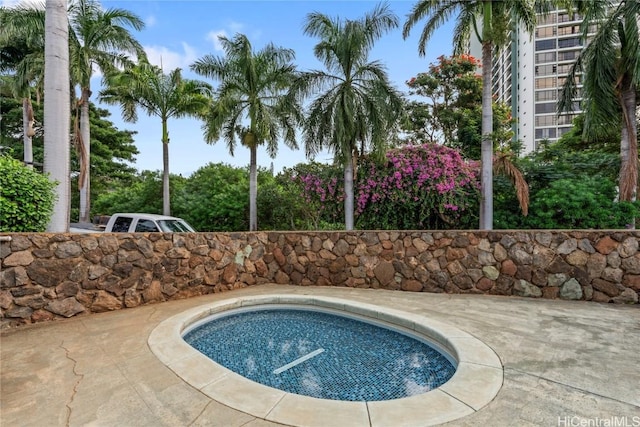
{"left": 183, "top": 306, "right": 457, "bottom": 401}
{"left": 149, "top": 294, "right": 504, "bottom": 427}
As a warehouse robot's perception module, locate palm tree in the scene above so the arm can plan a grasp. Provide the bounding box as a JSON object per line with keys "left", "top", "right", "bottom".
{"left": 191, "top": 33, "right": 300, "bottom": 231}
{"left": 291, "top": 3, "right": 403, "bottom": 230}
{"left": 559, "top": 0, "right": 639, "bottom": 204}
{"left": 68, "top": 0, "right": 144, "bottom": 223}
{"left": 403, "top": 0, "right": 536, "bottom": 230}
{"left": 1, "top": 0, "right": 145, "bottom": 223}
{"left": 43, "top": 0, "right": 70, "bottom": 232}
{"left": 100, "top": 59, "right": 211, "bottom": 216}
{"left": 0, "top": 6, "right": 45, "bottom": 170}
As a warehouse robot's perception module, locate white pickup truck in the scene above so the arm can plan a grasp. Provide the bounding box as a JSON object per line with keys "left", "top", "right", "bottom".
{"left": 70, "top": 213, "right": 196, "bottom": 233}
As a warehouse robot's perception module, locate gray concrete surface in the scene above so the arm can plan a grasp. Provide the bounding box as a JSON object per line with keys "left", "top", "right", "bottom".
{"left": 1, "top": 285, "right": 639, "bottom": 427}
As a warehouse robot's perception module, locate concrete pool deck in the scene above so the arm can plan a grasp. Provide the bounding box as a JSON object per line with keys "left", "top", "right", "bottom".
{"left": 1, "top": 285, "right": 639, "bottom": 426}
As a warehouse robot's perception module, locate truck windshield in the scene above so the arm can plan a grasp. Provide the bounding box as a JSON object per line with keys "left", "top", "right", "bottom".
{"left": 157, "top": 219, "right": 196, "bottom": 232}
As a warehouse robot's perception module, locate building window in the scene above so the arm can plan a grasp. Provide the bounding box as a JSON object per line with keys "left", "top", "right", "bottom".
{"left": 557, "top": 114, "right": 577, "bottom": 125}
{"left": 558, "top": 50, "right": 579, "bottom": 61}
{"left": 558, "top": 75, "right": 582, "bottom": 87}
{"left": 535, "top": 77, "right": 557, "bottom": 89}
{"left": 537, "top": 14, "right": 557, "bottom": 26}
{"left": 557, "top": 63, "right": 573, "bottom": 74}
{"left": 558, "top": 12, "right": 580, "bottom": 23}
{"left": 535, "top": 52, "right": 556, "bottom": 64}
{"left": 535, "top": 90, "right": 557, "bottom": 102}
{"left": 555, "top": 101, "right": 581, "bottom": 114}
{"left": 559, "top": 127, "right": 573, "bottom": 136}
{"left": 558, "top": 37, "right": 582, "bottom": 48}
{"left": 536, "top": 115, "right": 556, "bottom": 126}
{"left": 536, "top": 26, "right": 556, "bottom": 38}
{"left": 535, "top": 64, "right": 557, "bottom": 76}
{"left": 535, "top": 128, "right": 557, "bottom": 139}
{"left": 558, "top": 25, "right": 581, "bottom": 36}
{"left": 535, "top": 102, "right": 556, "bottom": 114}
{"left": 535, "top": 39, "right": 556, "bottom": 51}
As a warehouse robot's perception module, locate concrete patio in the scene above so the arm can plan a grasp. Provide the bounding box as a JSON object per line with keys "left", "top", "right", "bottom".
{"left": 1, "top": 285, "right": 638, "bottom": 426}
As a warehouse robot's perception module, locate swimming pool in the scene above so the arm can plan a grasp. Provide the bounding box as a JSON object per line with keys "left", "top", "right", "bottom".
{"left": 149, "top": 294, "right": 503, "bottom": 426}
{"left": 183, "top": 307, "right": 457, "bottom": 401}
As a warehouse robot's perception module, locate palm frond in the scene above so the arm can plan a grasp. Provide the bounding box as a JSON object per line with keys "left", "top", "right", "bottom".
{"left": 494, "top": 151, "right": 529, "bottom": 216}
{"left": 619, "top": 1, "right": 640, "bottom": 88}
{"left": 404, "top": 0, "right": 476, "bottom": 57}
{"left": 560, "top": 1, "right": 638, "bottom": 142}
{"left": 68, "top": 0, "right": 145, "bottom": 88}
{"left": 452, "top": 7, "right": 475, "bottom": 55}
{"left": 191, "top": 32, "right": 299, "bottom": 161}
{"left": 509, "top": 0, "right": 536, "bottom": 38}
{"left": 300, "top": 3, "right": 400, "bottom": 164}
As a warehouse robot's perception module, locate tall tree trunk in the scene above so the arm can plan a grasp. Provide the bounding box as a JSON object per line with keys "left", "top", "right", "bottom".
{"left": 618, "top": 76, "right": 637, "bottom": 204}
{"left": 479, "top": 1, "right": 494, "bottom": 230}
{"left": 44, "top": 0, "right": 70, "bottom": 232}
{"left": 249, "top": 144, "right": 257, "bottom": 231}
{"left": 344, "top": 149, "right": 354, "bottom": 231}
{"left": 162, "top": 118, "right": 170, "bottom": 216}
{"left": 79, "top": 88, "right": 91, "bottom": 222}
{"left": 23, "top": 98, "right": 34, "bottom": 170}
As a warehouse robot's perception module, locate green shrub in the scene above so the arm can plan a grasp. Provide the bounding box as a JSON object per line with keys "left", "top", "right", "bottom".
{"left": 174, "top": 163, "right": 249, "bottom": 232}
{"left": 0, "top": 156, "right": 56, "bottom": 231}
{"left": 525, "top": 177, "right": 638, "bottom": 229}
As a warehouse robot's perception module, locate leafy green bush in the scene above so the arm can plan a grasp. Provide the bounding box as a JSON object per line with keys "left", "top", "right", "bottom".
{"left": 494, "top": 145, "right": 638, "bottom": 229}
{"left": 93, "top": 170, "right": 188, "bottom": 218}
{"left": 525, "top": 177, "right": 637, "bottom": 229}
{"left": 174, "top": 163, "right": 249, "bottom": 231}
{"left": 270, "top": 162, "right": 345, "bottom": 230}
{"left": 0, "top": 156, "right": 56, "bottom": 231}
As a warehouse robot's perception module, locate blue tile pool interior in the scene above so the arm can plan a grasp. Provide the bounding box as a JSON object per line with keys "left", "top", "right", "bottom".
{"left": 183, "top": 307, "right": 457, "bottom": 401}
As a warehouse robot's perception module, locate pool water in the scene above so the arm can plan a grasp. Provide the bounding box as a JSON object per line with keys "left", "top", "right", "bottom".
{"left": 183, "top": 308, "right": 456, "bottom": 401}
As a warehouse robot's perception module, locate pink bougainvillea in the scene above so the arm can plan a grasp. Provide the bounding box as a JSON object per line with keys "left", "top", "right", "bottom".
{"left": 295, "top": 144, "right": 480, "bottom": 229}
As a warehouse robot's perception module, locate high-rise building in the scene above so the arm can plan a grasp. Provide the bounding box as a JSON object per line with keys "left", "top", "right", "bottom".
{"left": 470, "top": 7, "right": 600, "bottom": 154}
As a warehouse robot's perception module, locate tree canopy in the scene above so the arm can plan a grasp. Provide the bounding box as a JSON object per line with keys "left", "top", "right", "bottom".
{"left": 291, "top": 2, "right": 403, "bottom": 230}
{"left": 191, "top": 33, "right": 299, "bottom": 231}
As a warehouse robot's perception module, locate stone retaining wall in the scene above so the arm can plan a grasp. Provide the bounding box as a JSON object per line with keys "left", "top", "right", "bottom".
{"left": 1, "top": 230, "right": 638, "bottom": 327}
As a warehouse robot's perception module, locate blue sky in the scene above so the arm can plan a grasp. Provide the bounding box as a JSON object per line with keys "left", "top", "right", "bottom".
{"left": 10, "top": 0, "right": 456, "bottom": 176}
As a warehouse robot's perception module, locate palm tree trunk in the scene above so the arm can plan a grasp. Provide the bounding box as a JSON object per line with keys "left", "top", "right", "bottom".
{"left": 249, "top": 144, "right": 257, "bottom": 231}
{"left": 479, "top": 1, "right": 494, "bottom": 230}
{"left": 618, "top": 77, "right": 637, "bottom": 204}
{"left": 480, "top": 41, "right": 494, "bottom": 230}
{"left": 79, "top": 88, "right": 91, "bottom": 222}
{"left": 23, "top": 98, "right": 34, "bottom": 170}
{"left": 344, "top": 149, "right": 354, "bottom": 230}
{"left": 44, "top": 0, "right": 70, "bottom": 232}
{"left": 162, "top": 118, "right": 170, "bottom": 216}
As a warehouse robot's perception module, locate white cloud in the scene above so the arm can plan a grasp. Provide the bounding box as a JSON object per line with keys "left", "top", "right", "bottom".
{"left": 143, "top": 42, "right": 198, "bottom": 71}
{"left": 205, "top": 30, "right": 228, "bottom": 52}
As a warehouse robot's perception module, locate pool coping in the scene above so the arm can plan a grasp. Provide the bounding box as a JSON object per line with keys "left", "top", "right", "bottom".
{"left": 148, "top": 294, "right": 504, "bottom": 427}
